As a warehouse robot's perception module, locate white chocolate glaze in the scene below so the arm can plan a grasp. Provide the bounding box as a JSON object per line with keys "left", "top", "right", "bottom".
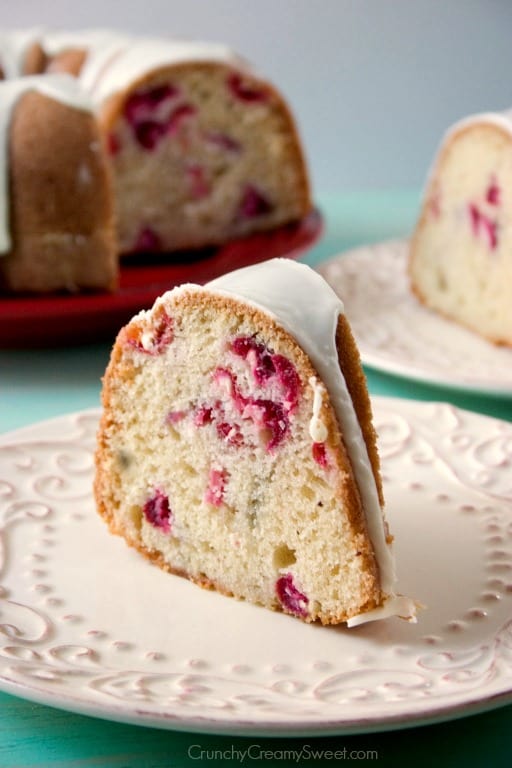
{"left": 308, "top": 377, "right": 328, "bottom": 443}
{"left": 149, "top": 258, "right": 415, "bottom": 625}
{"left": 42, "top": 29, "right": 133, "bottom": 96}
{"left": 82, "top": 39, "right": 250, "bottom": 107}
{"left": 41, "top": 30, "right": 249, "bottom": 107}
{"left": 4, "top": 29, "right": 251, "bottom": 106}
{"left": 346, "top": 594, "right": 419, "bottom": 627}
{"left": 0, "top": 28, "right": 43, "bottom": 78}
{"left": 0, "top": 74, "right": 92, "bottom": 254}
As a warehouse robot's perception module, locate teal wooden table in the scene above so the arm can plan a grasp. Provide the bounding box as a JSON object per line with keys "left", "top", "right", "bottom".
{"left": 1, "top": 191, "right": 511, "bottom": 767}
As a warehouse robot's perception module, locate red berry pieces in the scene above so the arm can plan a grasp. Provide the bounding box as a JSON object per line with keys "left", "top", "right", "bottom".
{"left": 166, "top": 410, "right": 186, "bottom": 425}
{"left": 204, "top": 131, "right": 241, "bottom": 153}
{"left": 194, "top": 406, "right": 214, "bottom": 426}
{"left": 133, "top": 121, "right": 167, "bottom": 150}
{"left": 107, "top": 132, "right": 121, "bottom": 156}
{"left": 186, "top": 163, "right": 211, "bottom": 200}
{"left": 231, "top": 337, "right": 300, "bottom": 414}
{"left": 146, "top": 309, "right": 174, "bottom": 353}
{"left": 204, "top": 466, "right": 228, "bottom": 507}
{"left": 212, "top": 337, "right": 302, "bottom": 451}
{"left": 231, "top": 336, "right": 273, "bottom": 383}
{"left": 213, "top": 368, "right": 249, "bottom": 413}
{"left": 216, "top": 420, "right": 244, "bottom": 447}
{"left": 239, "top": 185, "right": 273, "bottom": 219}
{"left": 468, "top": 203, "right": 498, "bottom": 250}
{"left": 143, "top": 489, "right": 173, "bottom": 533}
{"left": 276, "top": 573, "right": 309, "bottom": 617}
{"left": 486, "top": 177, "right": 501, "bottom": 206}
{"left": 200, "top": 341, "right": 300, "bottom": 453}
{"left": 227, "top": 73, "right": 268, "bottom": 103}
{"left": 312, "top": 442, "right": 329, "bottom": 468}
{"left": 468, "top": 202, "right": 480, "bottom": 237}
{"left": 249, "top": 399, "right": 288, "bottom": 450}
{"left": 127, "top": 306, "right": 174, "bottom": 355}
{"left": 272, "top": 355, "right": 301, "bottom": 413}
{"left": 467, "top": 177, "right": 501, "bottom": 251}
{"left": 167, "top": 104, "right": 197, "bottom": 136}
{"left": 124, "top": 84, "right": 179, "bottom": 124}
{"left": 483, "top": 217, "right": 498, "bottom": 250}
{"left": 123, "top": 84, "right": 196, "bottom": 150}
{"left": 196, "top": 393, "right": 245, "bottom": 447}
{"left": 134, "top": 226, "right": 162, "bottom": 252}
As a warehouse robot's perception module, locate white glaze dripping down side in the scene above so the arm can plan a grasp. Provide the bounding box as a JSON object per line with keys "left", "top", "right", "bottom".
{"left": 42, "top": 29, "right": 133, "bottom": 97}
{"left": 0, "top": 28, "right": 43, "bottom": 78}
{"left": 0, "top": 74, "right": 93, "bottom": 254}
{"left": 308, "top": 377, "right": 328, "bottom": 443}
{"left": 82, "top": 38, "right": 251, "bottom": 108}
{"left": 145, "top": 258, "right": 415, "bottom": 625}
{"left": 26, "top": 29, "right": 250, "bottom": 107}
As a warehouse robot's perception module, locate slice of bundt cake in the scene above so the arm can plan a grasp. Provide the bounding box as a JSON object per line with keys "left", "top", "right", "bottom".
{"left": 95, "top": 258, "right": 414, "bottom": 626}
{"left": 0, "top": 74, "right": 116, "bottom": 293}
{"left": 43, "top": 33, "right": 312, "bottom": 254}
{"left": 0, "top": 28, "right": 46, "bottom": 79}
{"left": 409, "top": 111, "right": 512, "bottom": 346}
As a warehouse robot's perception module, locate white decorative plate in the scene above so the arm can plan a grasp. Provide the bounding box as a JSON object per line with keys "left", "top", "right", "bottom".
{"left": 317, "top": 240, "right": 512, "bottom": 396}
{"left": 1, "top": 401, "right": 512, "bottom": 736}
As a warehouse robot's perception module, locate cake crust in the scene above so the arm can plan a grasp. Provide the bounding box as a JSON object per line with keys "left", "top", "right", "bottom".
{"left": 0, "top": 88, "right": 117, "bottom": 293}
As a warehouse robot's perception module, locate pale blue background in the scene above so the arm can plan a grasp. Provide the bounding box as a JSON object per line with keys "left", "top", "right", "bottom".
{"left": 4, "top": 0, "right": 512, "bottom": 193}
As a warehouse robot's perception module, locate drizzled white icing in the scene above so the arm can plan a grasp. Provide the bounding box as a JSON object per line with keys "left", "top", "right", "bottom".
{"left": 82, "top": 39, "right": 247, "bottom": 108}
{"left": 346, "top": 594, "right": 418, "bottom": 627}
{"left": 170, "top": 257, "right": 415, "bottom": 626}
{"left": 308, "top": 377, "right": 328, "bottom": 443}
{"left": 0, "top": 74, "right": 93, "bottom": 254}
{"left": 40, "top": 30, "right": 249, "bottom": 107}
{"left": 0, "top": 28, "right": 43, "bottom": 78}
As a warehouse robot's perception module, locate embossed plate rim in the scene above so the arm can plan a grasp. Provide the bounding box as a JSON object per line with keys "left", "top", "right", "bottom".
{"left": 317, "top": 240, "right": 512, "bottom": 397}
{"left": 1, "top": 399, "right": 512, "bottom": 736}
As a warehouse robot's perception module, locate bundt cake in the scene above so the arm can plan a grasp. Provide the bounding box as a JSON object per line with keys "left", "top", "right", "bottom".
{"left": 0, "top": 74, "right": 116, "bottom": 293}
{"left": 409, "top": 110, "right": 512, "bottom": 346}
{"left": 0, "top": 29, "right": 46, "bottom": 79}
{"left": 0, "top": 29, "right": 312, "bottom": 291}
{"left": 95, "top": 258, "right": 415, "bottom": 626}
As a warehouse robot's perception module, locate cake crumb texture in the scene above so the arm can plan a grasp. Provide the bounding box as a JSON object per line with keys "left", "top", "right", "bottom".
{"left": 95, "top": 285, "right": 385, "bottom": 625}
